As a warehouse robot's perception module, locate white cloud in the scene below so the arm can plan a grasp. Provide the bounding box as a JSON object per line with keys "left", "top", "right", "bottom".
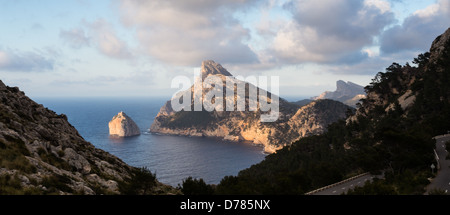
{"left": 117, "top": 0, "right": 259, "bottom": 66}
{"left": 60, "top": 19, "right": 133, "bottom": 60}
{"left": 413, "top": 2, "right": 441, "bottom": 18}
{"left": 86, "top": 19, "right": 133, "bottom": 60}
{"left": 272, "top": 23, "right": 325, "bottom": 62}
{"left": 380, "top": 0, "right": 450, "bottom": 54}
{"left": 0, "top": 48, "right": 54, "bottom": 72}
{"left": 0, "top": 51, "right": 9, "bottom": 66}
{"left": 60, "top": 28, "right": 90, "bottom": 49}
{"left": 269, "top": 0, "right": 395, "bottom": 64}
{"left": 365, "top": 0, "right": 391, "bottom": 13}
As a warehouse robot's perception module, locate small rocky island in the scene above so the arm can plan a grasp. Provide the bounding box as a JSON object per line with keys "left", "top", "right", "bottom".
{"left": 109, "top": 111, "right": 141, "bottom": 137}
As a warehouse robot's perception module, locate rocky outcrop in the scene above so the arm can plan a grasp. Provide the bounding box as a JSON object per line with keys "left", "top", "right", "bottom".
{"left": 0, "top": 81, "right": 176, "bottom": 194}
{"left": 429, "top": 28, "right": 450, "bottom": 65}
{"left": 109, "top": 112, "right": 140, "bottom": 137}
{"left": 150, "top": 60, "right": 351, "bottom": 153}
{"left": 313, "top": 80, "right": 366, "bottom": 107}
{"left": 349, "top": 27, "right": 450, "bottom": 124}
{"left": 201, "top": 60, "right": 232, "bottom": 80}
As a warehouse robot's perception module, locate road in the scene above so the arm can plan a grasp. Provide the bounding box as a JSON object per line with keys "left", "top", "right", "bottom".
{"left": 426, "top": 134, "right": 450, "bottom": 194}
{"left": 308, "top": 134, "right": 450, "bottom": 195}
{"left": 310, "top": 174, "right": 378, "bottom": 195}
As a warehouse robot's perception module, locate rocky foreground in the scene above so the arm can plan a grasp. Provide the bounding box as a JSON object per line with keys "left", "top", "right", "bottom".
{"left": 0, "top": 81, "right": 176, "bottom": 194}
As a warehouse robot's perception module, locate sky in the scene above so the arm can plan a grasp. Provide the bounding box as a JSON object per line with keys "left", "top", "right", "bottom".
{"left": 0, "top": 0, "right": 449, "bottom": 99}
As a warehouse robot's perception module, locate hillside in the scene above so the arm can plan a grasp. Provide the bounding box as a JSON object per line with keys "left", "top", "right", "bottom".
{"left": 0, "top": 81, "right": 177, "bottom": 195}
{"left": 151, "top": 60, "right": 352, "bottom": 153}
{"left": 213, "top": 28, "right": 450, "bottom": 195}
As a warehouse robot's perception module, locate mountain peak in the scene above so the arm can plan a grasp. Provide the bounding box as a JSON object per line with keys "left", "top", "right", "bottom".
{"left": 313, "top": 80, "right": 365, "bottom": 107}
{"left": 151, "top": 61, "right": 351, "bottom": 153}
{"left": 201, "top": 60, "right": 232, "bottom": 80}
{"left": 336, "top": 80, "right": 364, "bottom": 93}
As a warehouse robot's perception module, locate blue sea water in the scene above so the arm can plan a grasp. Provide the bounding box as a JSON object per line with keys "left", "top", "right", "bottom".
{"left": 34, "top": 97, "right": 266, "bottom": 186}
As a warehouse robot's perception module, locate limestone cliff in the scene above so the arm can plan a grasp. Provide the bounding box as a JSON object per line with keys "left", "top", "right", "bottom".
{"left": 150, "top": 60, "right": 351, "bottom": 153}
{"left": 109, "top": 112, "right": 140, "bottom": 137}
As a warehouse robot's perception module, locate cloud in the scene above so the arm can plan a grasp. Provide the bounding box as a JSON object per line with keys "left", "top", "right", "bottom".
{"left": 0, "top": 48, "right": 54, "bottom": 72}
{"left": 60, "top": 19, "right": 133, "bottom": 60}
{"left": 270, "top": 0, "right": 395, "bottom": 64}
{"left": 380, "top": 0, "right": 450, "bottom": 54}
{"left": 117, "top": 0, "right": 259, "bottom": 66}
{"left": 85, "top": 19, "right": 134, "bottom": 60}
{"left": 60, "top": 28, "right": 90, "bottom": 49}
{"left": 49, "top": 71, "right": 155, "bottom": 87}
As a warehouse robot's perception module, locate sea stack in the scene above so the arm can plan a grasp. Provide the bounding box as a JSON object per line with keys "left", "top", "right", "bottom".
{"left": 109, "top": 111, "right": 140, "bottom": 137}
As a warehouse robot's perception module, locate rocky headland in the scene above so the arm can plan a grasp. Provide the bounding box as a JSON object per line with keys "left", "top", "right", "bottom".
{"left": 150, "top": 60, "right": 351, "bottom": 153}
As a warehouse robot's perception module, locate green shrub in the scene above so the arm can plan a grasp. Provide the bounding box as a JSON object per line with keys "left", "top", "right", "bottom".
{"left": 37, "top": 147, "right": 74, "bottom": 172}
{"left": 428, "top": 188, "right": 448, "bottom": 195}
{"left": 178, "top": 177, "right": 214, "bottom": 195}
{"left": 118, "top": 167, "right": 157, "bottom": 195}
{"left": 344, "top": 179, "right": 397, "bottom": 195}
{"left": 41, "top": 174, "right": 74, "bottom": 194}
{"left": 0, "top": 137, "right": 36, "bottom": 174}
{"left": 0, "top": 174, "right": 42, "bottom": 195}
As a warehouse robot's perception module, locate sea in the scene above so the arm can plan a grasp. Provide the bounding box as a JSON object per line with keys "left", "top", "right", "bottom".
{"left": 33, "top": 97, "right": 267, "bottom": 186}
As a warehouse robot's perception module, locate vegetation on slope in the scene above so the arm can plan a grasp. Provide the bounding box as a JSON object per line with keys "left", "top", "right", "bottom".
{"left": 192, "top": 30, "right": 450, "bottom": 195}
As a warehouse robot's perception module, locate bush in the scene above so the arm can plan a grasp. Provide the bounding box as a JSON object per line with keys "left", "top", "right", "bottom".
{"left": 119, "top": 167, "right": 157, "bottom": 195}
{"left": 345, "top": 179, "right": 397, "bottom": 195}
{"left": 37, "top": 147, "right": 74, "bottom": 172}
{"left": 0, "top": 138, "right": 36, "bottom": 174}
{"left": 178, "top": 177, "right": 214, "bottom": 195}
{"left": 41, "top": 174, "right": 74, "bottom": 194}
{"left": 0, "top": 174, "right": 22, "bottom": 195}
{"left": 428, "top": 188, "right": 448, "bottom": 195}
